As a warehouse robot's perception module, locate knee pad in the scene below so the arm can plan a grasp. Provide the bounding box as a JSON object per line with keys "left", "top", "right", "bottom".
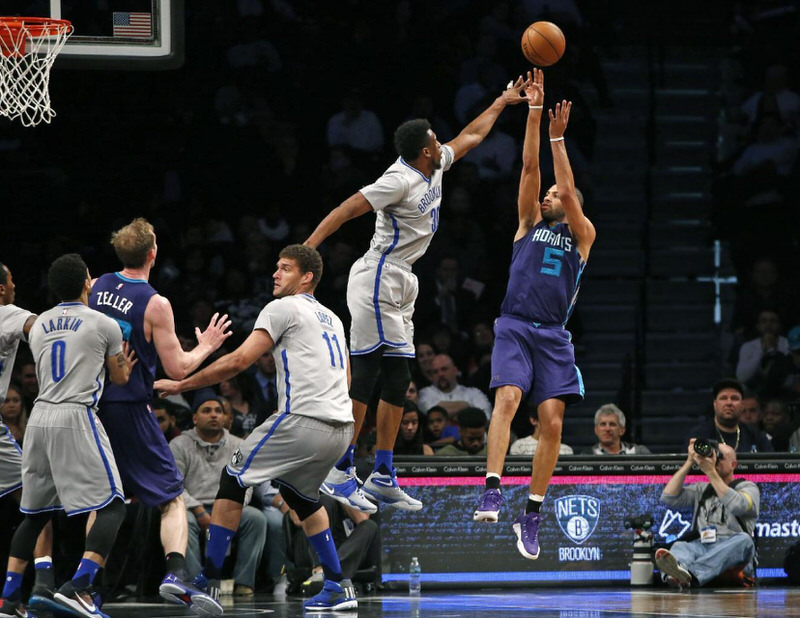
{"left": 349, "top": 350, "right": 382, "bottom": 404}
{"left": 279, "top": 485, "right": 322, "bottom": 521}
{"left": 217, "top": 468, "right": 248, "bottom": 504}
{"left": 9, "top": 512, "right": 52, "bottom": 563}
{"left": 85, "top": 498, "right": 126, "bottom": 557}
{"left": 379, "top": 356, "right": 411, "bottom": 407}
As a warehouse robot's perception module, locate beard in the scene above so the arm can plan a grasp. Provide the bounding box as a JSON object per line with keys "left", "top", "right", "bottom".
{"left": 432, "top": 158, "right": 442, "bottom": 171}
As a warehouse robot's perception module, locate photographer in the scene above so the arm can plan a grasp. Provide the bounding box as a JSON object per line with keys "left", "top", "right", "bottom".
{"left": 655, "top": 439, "right": 759, "bottom": 588}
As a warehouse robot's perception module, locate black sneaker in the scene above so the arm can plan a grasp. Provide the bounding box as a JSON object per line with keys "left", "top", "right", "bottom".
{"left": 53, "top": 580, "right": 108, "bottom": 617}
{"left": 0, "top": 599, "right": 32, "bottom": 618}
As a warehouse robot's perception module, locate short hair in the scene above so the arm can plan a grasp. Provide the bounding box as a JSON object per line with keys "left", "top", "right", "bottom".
{"left": 47, "top": 253, "right": 89, "bottom": 301}
{"left": 458, "top": 407, "right": 487, "bottom": 429}
{"left": 151, "top": 398, "right": 175, "bottom": 417}
{"left": 594, "top": 403, "right": 626, "bottom": 428}
{"left": 426, "top": 405, "right": 447, "bottom": 420}
{"left": 0, "top": 262, "right": 7, "bottom": 286}
{"left": 110, "top": 218, "right": 156, "bottom": 268}
{"left": 279, "top": 244, "right": 323, "bottom": 288}
{"left": 394, "top": 119, "right": 432, "bottom": 161}
{"left": 574, "top": 188, "right": 585, "bottom": 208}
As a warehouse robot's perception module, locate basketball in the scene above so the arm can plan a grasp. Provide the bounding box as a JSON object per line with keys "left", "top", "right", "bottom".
{"left": 521, "top": 21, "right": 566, "bottom": 67}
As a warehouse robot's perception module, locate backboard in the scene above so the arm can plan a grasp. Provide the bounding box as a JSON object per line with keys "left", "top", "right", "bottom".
{"left": 3, "top": 0, "right": 183, "bottom": 69}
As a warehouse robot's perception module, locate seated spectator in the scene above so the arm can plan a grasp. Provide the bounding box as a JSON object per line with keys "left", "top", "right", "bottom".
{"left": 685, "top": 379, "right": 773, "bottom": 453}
{"left": 656, "top": 441, "right": 758, "bottom": 588}
{"left": 405, "top": 380, "right": 419, "bottom": 405}
{"left": 394, "top": 402, "right": 433, "bottom": 456}
{"left": 169, "top": 395, "right": 266, "bottom": 596}
{"left": 1, "top": 383, "right": 27, "bottom": 445}
{"left": 436, "top": 407, "right": 488, "bottom": 456}
{"left": 284, "top": 494, "right": 379, "bottom": 595}
{"left": 510, "top": 405, "right": 574, "bottom": 456}
{"left": 769, "top": 325, "right": 800, "bottom": 396}
{"left": 413, "top": 341, "right": 436, "bottom": 388}
{"left": 325, "top": 88, "right": 384, "bottom": 154}
{"left": 418, "top": 354, "right": 492, "bottom": 420}
{"left": 424, "top": 405, "right": 459, "bottom": 450}
{"left": 153, "top": 398, "right": 182, "bottom": 442}
{"left": 761, "top": 397, "right": 794, "bottom": 451}
{"left": 250, "top": 352, "right": 279, "bottom": 416}
{"left": 730, "top": 257, "right": 797, "bottom": 342}
{"left": 738, "top": 391, "right": 762, "bottom": 430}
{"left": 417, "top": 256, "right": 481, "bottom": 336}
{"left": 735, "top": 309, "right": 790, "bottom": 395}
{"left": 583, "top": 404, "right": 651, "bottom": 455}
{"left": 221, "top": 374, "right": 266, "bottom": 438}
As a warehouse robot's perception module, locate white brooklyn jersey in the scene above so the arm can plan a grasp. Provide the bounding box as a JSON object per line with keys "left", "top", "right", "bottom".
{"left": 253, "top": 294, "right": 351, "bottom": 424}
{"left": 360, "top": 144, "right": 454, "bottom": 265}
{"left": 0, "top": 304, "right": 34, "bottom": 400}
{"left": 28, "top": 303, "right": 123, "bottom": 409}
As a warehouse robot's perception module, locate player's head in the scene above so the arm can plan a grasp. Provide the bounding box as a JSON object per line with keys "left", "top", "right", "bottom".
{"left": 110, "top": 217, "right": 157, "bottom": 269}
{"left": 47, "top": 253, "right": 91, "bottom": 302}
{"left": 541, "top": 185, "right": 584, "bottom": 222}
{"left": 0, "top": 262, "right": 15, "bottom": 305}
{"left": 273, "top": 244, "right": 323, "bottom": 297}
{"left": 394, "top": 119, "right": 443, "bottom": 169}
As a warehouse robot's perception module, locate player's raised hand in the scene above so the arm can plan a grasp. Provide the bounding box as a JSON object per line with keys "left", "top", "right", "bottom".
{"left": 154, "top": 378, "right": 182, "bottom": 397}
{"left": 501, "top": 75, "right": 526, "bottom": 105}
{"left": 196, "top": 312, "right": 233, "bottom": 351}
{"left": 524, "top": 69, "right": 544, "bottom": 107}
{"left": 548, "top": 100, "right": 572, "bottom": 138}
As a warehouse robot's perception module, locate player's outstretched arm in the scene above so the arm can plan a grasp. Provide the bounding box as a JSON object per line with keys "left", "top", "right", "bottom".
{"left": 446, "top": 76, "right": 527, "bottom": 163}
{"left": 516, "top": 69, "right": 544, "bottom": 241}
{"left": 304, "top": 192, "right": 374, "bottom": 249}
{"left": 106, "top": 342, "right": 137, "bottom": 385}
{"left": 155, "top": 329, "right": 274, "bottom": 396}
{"left": 148, "top": 295, "right": 232, "bottom": 380}
{"left": 548, "top": 100, "right": 596, "bottom": 260}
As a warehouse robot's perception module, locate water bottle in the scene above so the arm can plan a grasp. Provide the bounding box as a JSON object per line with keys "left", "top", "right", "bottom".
{"left": 408, "top": 556, "right": 421, "bottom": 595}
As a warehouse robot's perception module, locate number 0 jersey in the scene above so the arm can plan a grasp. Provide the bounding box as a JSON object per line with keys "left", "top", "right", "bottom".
{"left": 253, "top": 294, "right": 351, "bottom": 424}
{"left": 500, "top": 220, "right": 586, "bottom": 326}
{"left": 28, "top": 303, "right": 124, "bottom": 409}
{"left": 359, "top": 144, "right": 454, "bottom": 266}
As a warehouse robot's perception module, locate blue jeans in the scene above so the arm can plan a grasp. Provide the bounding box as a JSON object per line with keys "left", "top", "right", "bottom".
{"left": 186, "top": 505, "right": 267, "bottom": 588}
{"left": 262, "top": 505, "right": 286, "bottom": 582}
{"left": 670, "top": 532, "right": 755, "bottom": 586}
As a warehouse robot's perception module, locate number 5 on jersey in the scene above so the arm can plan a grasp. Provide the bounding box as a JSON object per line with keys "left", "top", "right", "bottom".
{"left": 540, "top": 247, "right": 564, "bottom": 277}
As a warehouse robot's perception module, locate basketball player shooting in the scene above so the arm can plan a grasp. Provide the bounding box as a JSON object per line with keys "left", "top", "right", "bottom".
{"left": 473, "top": 69, "right": 596, "bottom": 561}
{"left": 303, "top": 78, "right": 528, "bottom": 513}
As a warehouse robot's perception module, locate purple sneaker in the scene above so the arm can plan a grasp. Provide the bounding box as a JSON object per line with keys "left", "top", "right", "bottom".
{"left": 512, "top": 512, "right": 542, "bottom": 560}
{"left": 473, "top": 488, "right": 504, "bottom": 522}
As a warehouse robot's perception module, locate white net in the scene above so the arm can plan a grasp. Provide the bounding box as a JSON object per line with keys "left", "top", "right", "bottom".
{"left": 0, "top": 18, "right": 72, "bottom": 127}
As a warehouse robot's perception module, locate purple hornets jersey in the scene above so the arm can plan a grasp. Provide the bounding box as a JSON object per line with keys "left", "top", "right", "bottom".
{"left": 500, "top": 220, "right": 586, "bottom": 326}
{"left": 90, "top": 272, "right": 158, "bottom": 402}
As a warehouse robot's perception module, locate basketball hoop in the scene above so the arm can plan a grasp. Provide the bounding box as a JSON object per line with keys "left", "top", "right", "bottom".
{"left": 0, "top": 17, "right": 72, "bottom": 127}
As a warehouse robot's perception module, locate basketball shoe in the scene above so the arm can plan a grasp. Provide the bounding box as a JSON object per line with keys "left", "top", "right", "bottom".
{"left": 362, "top": 468, "right": 422, "bottom": 511}
{"left": 473, "top": 488, "right": 504, "bottom": 522}
{"left": 654, "top": 548, "right": 693, "bottom": 588}
{"left": 0, "top": 599, "right": 32, "bottom": 618}
{"left": 159, "top": 573, "right": 222, "bottom": 616}
{"left": 53, "top": 581, "right": 108, "bottom": 617}
{"left": 303, "top": 578, "right": 357, "bottom": 612}
{"left": 320, "top": 467, "right": 377, "bottom": 514}
{"left": 512, "top": 512, "right": 542, "bottom": 560}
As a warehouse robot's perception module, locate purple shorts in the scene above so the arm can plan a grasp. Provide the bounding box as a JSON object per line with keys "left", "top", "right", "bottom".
{"left": 98, "top": 401, "right": 184, "bottom": 508}
{"left": 489, "top": 315, "right": 585, "bottom": 408}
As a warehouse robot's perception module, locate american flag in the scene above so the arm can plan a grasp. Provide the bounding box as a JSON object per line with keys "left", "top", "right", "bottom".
{"left": 112, "top": 12, "right": 153, "bottom": 38}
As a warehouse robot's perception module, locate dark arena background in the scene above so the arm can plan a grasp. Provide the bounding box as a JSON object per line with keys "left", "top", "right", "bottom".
{"left": 1, "top": 0, "right": 799, "bottom": 616}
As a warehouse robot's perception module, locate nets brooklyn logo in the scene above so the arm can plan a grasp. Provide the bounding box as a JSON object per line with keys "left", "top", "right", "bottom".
{"left": 555, "top": 495, "right": 600, "bottom": 544}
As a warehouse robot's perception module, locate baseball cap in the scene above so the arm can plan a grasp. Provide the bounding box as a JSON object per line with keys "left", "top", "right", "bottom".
{"left": 788, "top": 325, "right": 800, "bottom": 351}
{"left": 712, "top": 378, "right": 744, "bottom": 399}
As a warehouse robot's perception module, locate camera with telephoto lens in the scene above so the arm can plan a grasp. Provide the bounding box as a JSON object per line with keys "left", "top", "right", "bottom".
{"left": 693, "top": 437, "right": 720, "bottom": 459}
{"left": 624, "top": 515, "right": 653, "bottom": 530}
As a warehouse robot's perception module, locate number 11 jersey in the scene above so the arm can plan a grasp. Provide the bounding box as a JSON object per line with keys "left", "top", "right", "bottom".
{"left": 253, "top": 294, "right": 351, "bottom": 424}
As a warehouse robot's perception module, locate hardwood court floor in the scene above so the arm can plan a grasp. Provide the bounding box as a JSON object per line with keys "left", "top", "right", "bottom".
{"left": 93, "top": 587, "right": 799, "bottom": 617}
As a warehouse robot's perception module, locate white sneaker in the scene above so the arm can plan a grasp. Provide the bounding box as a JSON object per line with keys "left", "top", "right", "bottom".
{"left": 320, "top": 466, "right": 377, "bottom": 514}
{"left": 654, "top": 548, "right": 693, "bottom": 588}
{"left": 362, "top": 468, "right": 422, "bottom": 511}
